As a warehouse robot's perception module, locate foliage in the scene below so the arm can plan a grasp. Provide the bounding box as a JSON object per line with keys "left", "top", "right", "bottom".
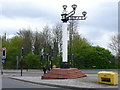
{"left": 68, "top": 34, "right": 115, "bottom": 69}
{"left": 2, "top": 24, "right": 116, "bottom": 69}
{"left": 24, "top": 54, "right": 41, "bottom": 69}
{"left": 4, "top": 36, "right": 22, "bottom": 69}
{"left": 74, "top": 46, "right": 115, "bottom": 69}
{"left": 17, "top": 29, "right": 33, "bottom": 55}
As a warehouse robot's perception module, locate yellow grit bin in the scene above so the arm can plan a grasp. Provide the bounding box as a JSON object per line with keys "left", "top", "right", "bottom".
{"left": 98, "top": 71, "right": 118, "bottom": 85}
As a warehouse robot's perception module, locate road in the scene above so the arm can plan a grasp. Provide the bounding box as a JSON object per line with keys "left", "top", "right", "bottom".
{"left": 2, "top": 77, "right": 119, "bottom": 90}
{"left": 2, "top": 70, "right": 43, "bottom": 77}
{"left": 1, "top": 69, "right": 120, "bottom": 90}
{"left": 2, "top": 77, "right": 56, "bottom": 88}
{"left": 2, "top": 70, "right": 71, "bottom": 90}
{"left": 2, "top": 77, "right": 72, "bottom": 90}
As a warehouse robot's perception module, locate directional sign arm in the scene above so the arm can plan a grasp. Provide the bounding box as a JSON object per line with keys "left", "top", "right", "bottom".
{"left": 69, "top": 16, "right": 87, "bottom": 20}
{"left": 66, "top": 10, "right": 75, "bottom": 18}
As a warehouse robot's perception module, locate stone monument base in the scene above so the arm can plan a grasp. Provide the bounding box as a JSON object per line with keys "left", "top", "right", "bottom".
{"left": 41, "top": 68, "right": 87, "bottom": 79}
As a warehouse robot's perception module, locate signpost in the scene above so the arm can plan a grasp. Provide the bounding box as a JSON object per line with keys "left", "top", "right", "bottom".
{"left": 21, "top": 47, "right": 24, "bottom": 76}
{"left": 2, "top": 48, "right": 6, "bottom": 59}
{"left": 60, "top": 4, "right": 87, "bottom": 68}
{"left": 1, "top": 48, "right": 6, "bottom": 75}
{"left": 16, "top": 56, "right": 19, "bottom": 69}
{"left": 0, "top": 36, "right": 2, "bottom": 75}
{"left": 41, "top": 4, "right": 87, "bottom": 79}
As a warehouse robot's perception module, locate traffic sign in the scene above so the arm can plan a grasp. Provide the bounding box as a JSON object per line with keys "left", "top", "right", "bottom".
{"left": 2, "top": 58, "right": 5, "bottom": 60}
{"left": 1, "top": 58, "right": 5, "bottom": 63}
{"left": 2, "top": 48, "right": 6, "bottom": 59}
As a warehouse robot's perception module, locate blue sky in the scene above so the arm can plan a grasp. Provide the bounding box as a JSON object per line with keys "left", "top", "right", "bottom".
{"left": 0, "top": 0, "right": 118, "bottom": 54}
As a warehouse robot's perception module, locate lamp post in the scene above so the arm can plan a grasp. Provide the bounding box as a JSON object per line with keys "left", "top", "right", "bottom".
{"left": 61, "top": 4, "right": 87, "bottom": 69}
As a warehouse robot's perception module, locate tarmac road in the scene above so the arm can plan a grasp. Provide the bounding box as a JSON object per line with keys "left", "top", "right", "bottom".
{"left": 2, "top": 77, "right": 72, "bottom": 90}
{"left": 2, "top": 77, "right": 119, "bottom": 90}
{"left": 1, "top": 69, "right": 120, "bottom": 90}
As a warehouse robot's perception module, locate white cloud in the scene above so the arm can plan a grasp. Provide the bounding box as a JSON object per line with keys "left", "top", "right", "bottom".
{"left": 0, "top": 16, "right": 54, "bottom": 34}
{"left": 78, "top": 25, "right": 117, "bottom": 53}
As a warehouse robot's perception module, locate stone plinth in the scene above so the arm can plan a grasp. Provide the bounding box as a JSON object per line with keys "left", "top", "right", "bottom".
{"left": 41, "top": 68, "right": 87, "bottom": 79}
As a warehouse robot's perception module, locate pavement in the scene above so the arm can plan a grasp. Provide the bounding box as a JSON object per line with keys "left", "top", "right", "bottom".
{"left": 3, "top": 69, "right": 119, "bottom": 89}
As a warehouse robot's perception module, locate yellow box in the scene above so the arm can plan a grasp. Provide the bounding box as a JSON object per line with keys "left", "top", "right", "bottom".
{"left": 98, "top": 71, "right": 118, "bottom": 85}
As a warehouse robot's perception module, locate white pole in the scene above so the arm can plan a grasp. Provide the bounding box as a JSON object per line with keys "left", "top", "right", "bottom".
{"left": 0, "top": 35, "right": 2, "bottom": 62}
{"left": 62, "top": 22, "right": 68, "bottom": 62}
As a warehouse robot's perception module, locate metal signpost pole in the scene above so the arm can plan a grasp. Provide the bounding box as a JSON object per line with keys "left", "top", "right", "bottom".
{"left": 16, "top": 56, "right": 19, "bottom": 69}
{"left": 1, "top": 48, "right": 6, "bottom": 75}
{"left": 61, "top": 4, "right": 87, "bottom": 68}
{"left": 41, "top": 4, "right": 87, "bottom": 79}
{"left": 21, "top": 47, "right": 24, "bottom": 76}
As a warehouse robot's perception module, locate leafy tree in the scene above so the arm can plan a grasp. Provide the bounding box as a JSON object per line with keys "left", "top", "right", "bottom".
{"left": 68, "top": 34, "right": 115, "bottom": 69}
{"left": 73, "top": 46, "right": 115, "bottom": 69}
{"left": 69, "top": 34, "right": 90, "bottom": 68}
{"left": 2, "top": 23, "right": 116, "bottom": 69}
{"left": 24, "top": 54, "right": 41, "bottom": 69}
{"left": 4, "top": 36, "right": 22, "bottom": 69}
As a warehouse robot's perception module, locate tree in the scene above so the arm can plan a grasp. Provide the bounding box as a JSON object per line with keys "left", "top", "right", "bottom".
{"left": 70, "top": 34, "right": 90, "bottom": 68}
{"left": 4, "top": 36, "right": 23, "bottom": 69}
{"left": 2, "top": 33, "right": 9, "bottom": 48}
{"left": 69, "top": 34, "right": 114, "bottom": 69}
{"left": 67, "top": 21, "right": 79, "bottom": 65}
{"left": 33, "top": 31, "right": 42, "bottom": 55}
{"left": 73, "top": 45, "right": 115, "bottom": 69}
{"left": 17, "top": 29, "right": 33, "bottom": 55}
{"left": 52, "top": 23, "right": 62, "bottom": 65}
{"left": 42, "top": 25, "right": 52, "bottom": 55}
{"left": 24, "top": 54, "right": 41, "bottom": 69}
{"left": 109, "top": 34, "right": 120, "bottom": 68}
{"left": 109, "top": 34, "right": 120, "bottom": 55}
{"left": 68, "top": 20, "right": 79, "bottom": 36}
{"left": 80, "top": 46, "right": 115, "bottom": 69}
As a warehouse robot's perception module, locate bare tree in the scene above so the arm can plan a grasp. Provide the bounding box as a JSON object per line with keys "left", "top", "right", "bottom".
{"left": 33, "top": 31, "right": 41, "bottom": 55}
{"left": 52, "top": 23, "right": 62, "bottom": 54}
{"left": 42, "top": 25, "right": 52, "bottom": 55}
{"left": 67, "top": 20, "right": 79, "bottom": 64}
{"left": 51, "top": 23, "right": 62, "bottom": 65}
{"left": 17, "top": 28, "right": 33, "bottom": 55}
{"left": 109, "top": 33, "right": 120, "bottom": 68}
{"left": 109, "top": 34, "right": 120, "bottom": 55}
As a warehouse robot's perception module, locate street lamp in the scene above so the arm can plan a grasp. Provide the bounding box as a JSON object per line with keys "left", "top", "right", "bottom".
{"left": 61, "top": 4, "right": 87, "bottom": 69}
{"left": 63, "top": 5, "right": 67, "bottom": 10}
{"left": 71, "top": 4, "right": 77, "bottom": 10}
{"left": 82, "top": 11, "right": 87, "bottom": 17}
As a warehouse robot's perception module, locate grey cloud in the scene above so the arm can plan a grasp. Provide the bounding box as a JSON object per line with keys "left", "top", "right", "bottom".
{"left": 2, "top": 1, "right": 117, "bottom": 32}
{"left": 2, "top": 1, "right": 59, "bottom": 22}
{"left": 80, "top": 2, "right": 118, "bottom": 32}
{"left": 1, "top": 1, "right": 118, "bottom": 35}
